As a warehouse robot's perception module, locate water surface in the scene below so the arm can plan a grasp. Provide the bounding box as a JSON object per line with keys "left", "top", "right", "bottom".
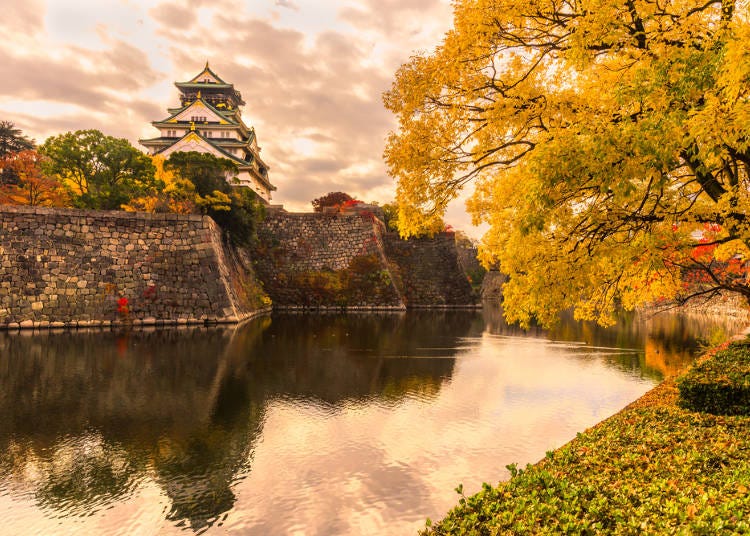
{"left": 0, "top": 308, "right": 743, "bottom": 535}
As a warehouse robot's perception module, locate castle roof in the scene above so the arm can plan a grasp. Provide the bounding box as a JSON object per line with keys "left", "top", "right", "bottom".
{"left": 175, "top": 62, "right": 245, "bottom": 105}
{"left": 139, "top": 63, "right": 275, "bottom": 198}
{"left": 156, "top": 96, "right": 239, "bottom": 126}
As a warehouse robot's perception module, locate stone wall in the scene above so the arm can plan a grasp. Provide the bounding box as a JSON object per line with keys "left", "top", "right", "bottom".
{"left": 254, "top": 211, "right": 404, "bottom": 307}
{"left": 383, "top": 232, "right": 475, "bottom": 307}
{"left": 0, "top": 205, "right": 263, "bottom": 328}
{"left": 0, "top": 205, "right": 478, "bottom": 327}
{"left": 254, "top": 211, "right": 476, "bottom": 308}
{"left": 480, "top": 271, "right": 507, "bottom": 301}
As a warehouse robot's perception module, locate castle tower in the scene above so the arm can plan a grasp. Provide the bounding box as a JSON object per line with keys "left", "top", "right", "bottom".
{"left": 140, "top": 63, "right": 276, "bottom": 202}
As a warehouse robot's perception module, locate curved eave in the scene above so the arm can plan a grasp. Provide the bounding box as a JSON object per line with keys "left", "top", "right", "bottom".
{"left": 176, "top": 82, "right": 233, "bottom": 89}
{"left": 156, "top": 97, "right": 240, "bottom": 125}
{"left": 212, "top": 139, "right": 250, "bottom": 147}
{"left": 239, "top": 164, "right": 276, "bottom": 191}
{"left": 174, "top": 82, "right": 245, "bottom": 106}
{"left": 167, "top": 106, "right": 239, "bottom": 116}
{"left": 152, "top": 131, "right": 250, "bottom": 167}
{"left": 139, "top": 137, "right": 171, "bottom": 146}
{"left": 152, "top": 120, "right": 241, "bottom": 129}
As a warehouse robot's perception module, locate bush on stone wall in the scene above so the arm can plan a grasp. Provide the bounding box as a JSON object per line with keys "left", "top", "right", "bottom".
{"left": 678, "top": 341, "right": 750, "bottom": 415}
{"left": 292, "top": 269, "right": 345, "bottom": 306}
{"left": 287, "top": 254, "right": 395, "bottom": 307}
{"left": 343, "top": 254, "right": 394, "bottom": 304}
{"left": 311, "top": 192, "right": 353, "bottom": 212}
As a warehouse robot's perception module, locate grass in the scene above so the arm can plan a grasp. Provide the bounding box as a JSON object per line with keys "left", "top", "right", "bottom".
{"left": 421, "top": 342, "right": 750, "bottom": 535}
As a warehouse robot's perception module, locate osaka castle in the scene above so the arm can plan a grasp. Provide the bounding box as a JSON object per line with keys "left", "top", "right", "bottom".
{"left": 140, "top": 63, "right": 276, "bottom": 202}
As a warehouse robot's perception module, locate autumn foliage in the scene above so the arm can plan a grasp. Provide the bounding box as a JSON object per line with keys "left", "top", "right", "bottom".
{"left": 0, "top": 150, "right": 67, "bottom": 207}
{"left": 311, "top": 191, "right": 354, "bottom": 212}
{"left": 385, "top": 0, "right": 750, "bottom": 326}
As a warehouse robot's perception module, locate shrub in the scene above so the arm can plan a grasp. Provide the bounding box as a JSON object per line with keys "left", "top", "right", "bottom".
{"left": 291, "top": 270, "right": 344, "bottom": 305}
{"left": 311, "top": 191, "right": 353, "bottom": 212}
{"left": 677, "top": 342, "right": 750, "bottom": 415}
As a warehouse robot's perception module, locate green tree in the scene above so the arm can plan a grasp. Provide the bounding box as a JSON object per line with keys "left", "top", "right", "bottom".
{"left": 39, "top": 130, "right": 158, "bottom": 210}
{"left": 0, "top": 121, "right": 36, "bottom": 184}
{"left": 165, "top": 151, "right": 263, "bottom": 245}
{"left": 165, "top": 151, "right": 237, "bottom": 200}
{"left": 0, "top": 121, "right": 34, "bottom": 158}
{"left": 384, "top": 0, "right": 750, "bottom": 326}
{"left": 381, "top": 202, "right": 400, "bottom": 232}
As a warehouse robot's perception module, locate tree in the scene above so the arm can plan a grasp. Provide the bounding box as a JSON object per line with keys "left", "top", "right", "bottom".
{"left": 122, "top": 155, "right": 197, "bottom": 214}
{"left": 381, "top": 202, "right": 400, "bottom": 232}
{"left": 165, "top": 151, "right": 263, "bottom": 245}
{"left": 0, "top": 121, "right": 34, "bottom": 158}
{"left": 165, "top": 151, "right": 237, "bottom": 199}
{"left": 311, "top": 191, "right": 353, "bottom": 212}
{"left": 0, "top": 150, "right": 68, "bottom": 207}
{"left": 384, "top": 0, "right": 750, "bottom": 326}
{"left": 39, "top": 130, "right": 158, "bottom": 210}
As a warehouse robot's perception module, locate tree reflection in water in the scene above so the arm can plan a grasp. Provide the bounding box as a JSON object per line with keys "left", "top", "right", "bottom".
{"left": 481, "top": 306, "right": 746, "bottom": 378}
{"left": 0, "top": 311, "right": 471, "bottom": 532}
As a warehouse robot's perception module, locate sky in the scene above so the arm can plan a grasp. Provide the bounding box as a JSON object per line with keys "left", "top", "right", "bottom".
{"left": 0, "top": 0, "right": 485, "bottom": 236}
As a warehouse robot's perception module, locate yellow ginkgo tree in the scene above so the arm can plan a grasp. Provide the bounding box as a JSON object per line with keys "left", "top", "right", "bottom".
{"left": 384, "top": 0, "right": 750, "bottom": 326}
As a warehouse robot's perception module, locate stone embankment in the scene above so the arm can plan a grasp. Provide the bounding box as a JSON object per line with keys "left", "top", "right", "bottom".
{"left": 480, "top": 271, "right": 507, "bottom": 301}
{"left": 0, "top": 204, "right": 478, "bottom": 329}
{"left": 254, "top": 209, "right": 476, "bottom": 309}
{"left": 254, "top": 211, "right": 404, "bottom": 308}
{"left": 0, "top": 205, "right": 263, "bottom": 328}
{"left": 383, "top": 232, "right": 474, "bottom": 307}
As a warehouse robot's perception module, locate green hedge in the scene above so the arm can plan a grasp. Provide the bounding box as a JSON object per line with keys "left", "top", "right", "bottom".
{"left": 678, "top": 342, "right": 750, "bottom": 416}
{"left": 421, "top": 397, "right": 750, "bottom": 535}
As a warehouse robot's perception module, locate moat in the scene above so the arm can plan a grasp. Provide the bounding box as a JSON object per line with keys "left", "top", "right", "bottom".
{"left": 0, "top": 308, "right": 743, "bottom": 535}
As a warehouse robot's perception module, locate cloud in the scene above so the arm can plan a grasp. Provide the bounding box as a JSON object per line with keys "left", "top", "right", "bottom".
{"left": 0, "top": 0, "right": 45, "bottom": 37}
{"left": 148, "top": 2, "right": 197, "bottom": 29}
{"left": 339, "top": 0, "right": 450, "bottom": 38}
{"left": 3, "top": 0, "right": 481, "bottom": 233}
{"left": 274, "top": 0, "right": 299, "bottom": 10}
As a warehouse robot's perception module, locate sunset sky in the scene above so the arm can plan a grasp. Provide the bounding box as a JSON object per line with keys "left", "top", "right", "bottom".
{"left": 0, "top": 0, "right": 484, "bottom": 234}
